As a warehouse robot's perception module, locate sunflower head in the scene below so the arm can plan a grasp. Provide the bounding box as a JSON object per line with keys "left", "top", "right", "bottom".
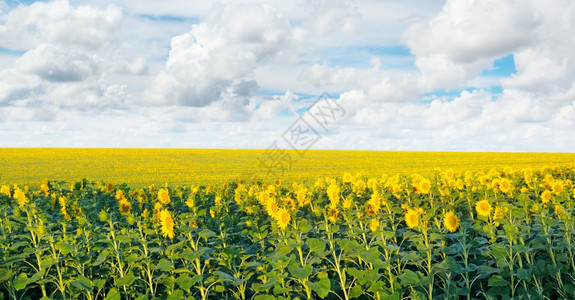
{"left": 369, "top": 219, "right": 379, "bottom": 233}
{"left": 443, "top": 211, "right": 459, "bottom": 233}
{"left": 552, "top": 181, "right": 564, "bottom": 195}
{"left": 475, "top": 200, "right": 492, "bottom": 217}
{"left": 541, "top": 190, "right": 552, "bottom": 203}
{"left": 119, "top": 199, "right": 131, "bottom": 216}
{"left": 419, "top": 179, "right": 431, "bottom": 194}
{"left": 499, "top": 178, "right": 512, "bottom": 194}
{"left": 277, "top": 208, "right": 291, "bottom": 230}
{"left": 158, "top": 188, "right": 171, "bottom": 205}
{"left": 159, "top": 209, "right": 175, "bottom": 239}
{"left": 1, "top": 185, "right": 10, "bottom": 197}
{"left": 328, "top": 204, "right": 339, "bottom": 224}
{"left": 405, "top": 209, "right": 419, "bottom": 229}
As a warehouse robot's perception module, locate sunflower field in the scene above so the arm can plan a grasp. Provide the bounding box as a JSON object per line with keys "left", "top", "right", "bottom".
{"left": 2, "top": 165, "right": 575, "bottom": 299}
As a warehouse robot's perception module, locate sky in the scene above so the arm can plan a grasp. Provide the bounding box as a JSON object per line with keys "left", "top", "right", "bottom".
{"left": 0, "top": 0, "right": 574, "bottom": 151}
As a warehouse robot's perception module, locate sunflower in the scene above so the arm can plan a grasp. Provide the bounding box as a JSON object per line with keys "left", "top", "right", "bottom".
{"left": 119, "top": 199, "right": 131, "bottom": 216}
{"left": 328, "top": 204, "right": 339, "bottom": 224}
{"left": 342, "top": 173, "right": 353, "bottom": 184}
{"left": 186, "top": 197, "right": 195, "bottom": 209}
{"left": 296, "top": 188, "right": 309, "bottom": 207}
{"left": 552, "top": 181, "right": 564, "bottom": 195}
{"left": 456, "top": 179, "right": 464, "bottom": 190}
{"left": 342, "top": 195, "right": 353, "bottom": 210}
{"left": 13, "top": 188, "right": 28, "bottom": 209}
{"left": 541, "top": 190, "right": 551, "bottom": 204}
{"left": 405, "top": 209, "right": 419, "bottom": 229}
{"left": 40, "top": 183, "right": 50, "bottom": 196}
{"left": 419, "top": 179, "right": 431, "bottom": 194}
{"left": 59, "top": 196, "right": 70, "bottom": 220}
{"left": 158, "top": 188, "right": 171, "bottom": 205}
{"left": 369, "top": 219, "right": 379, "bottom": 233}
{"left": 499, "top": 178, "right": 511, "bottom": 194}
{"left": 159, "top": 209, "right": 175, "bottom": 239}
{"left": 443, "top": 211, "right": 459, "bottom": 233}
{"left": 475, "top": 200, "right": 492, "bottom": 217}
{"left": 153, "top": 202, "right": 162, "bottom": 223}
{"left": 106, "top": 182, "right": 115, "bottom": 193}
{"left": 266, "top": 198, "right": 279, "bottom": 219}
{"left": 277, "top": 208, "right": 290, "bottom": 230}
{"left": 1, "top": 185, "right": 10, "bottom": 197}
{"left": 493, "top": 206, "right": 504, "bottom": 227}
{"left": 327, "top": 183, "right": 340, "bottom": 206}
{"left": 115, "top": 190, "right": 125, "bottom": 201}
{"left": 354, "top": 179, "right": 366, "bottom": 196}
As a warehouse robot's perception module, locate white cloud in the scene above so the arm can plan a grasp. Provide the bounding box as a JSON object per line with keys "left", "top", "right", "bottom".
{"left": 403, "top": 0, "right": 539, "bottom": 64}
{"left": 0, "top": 0, "right": 122, "bottom": 51}
{"left": 302, "top": 0, "right": 360, "bottom": 36}
{"left": 17, "top": 44, "right": 101, "bottom": 82}
{"left": 149, "top": 3, "right": 299, "bottom": 118}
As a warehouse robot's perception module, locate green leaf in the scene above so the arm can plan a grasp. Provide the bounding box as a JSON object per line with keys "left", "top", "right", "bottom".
{"left": 0, "top": 269, "right": 13, "bottom": 282}
{"left": 490, "top": 243, "right": 507, "bottom": 261}
{"left": 198, "top": 229, "right": 216, "bottom": 239}
{"left": 488, "top": 275, "right": 509, "bottom": 287}
{"left": 254, "top": 295, "right": 275, "bottom": 300}
{"left": 381, "top": 291, "right": 401, "bottom": 300}
{"left": 95, "top": 279, "right": 106, "bottom": 290}
{"left": 165, "top": 240, "right": 186, "bottom": 254}
{"left": 307, "top": 238, "right": 326, "bottom": 254}
{"left": 287, "top": 263, "right": 312, "bottom": 280}
{"left": 409, "top": 289, "right": 426, "bottom": 300}
{"left": 104, "top": 288, "right": 121, "bottom": 300}
{"left": 367, "top": 280, "right": 386, "bottom": 293}
{"left": 214, "top": 271, "right": 241, "bottom": 283}
{"left": 398, "top": 269, "right": 419, "bottom": 285}
{"left": 56, "top": 242, "right": 73, "bottom": 255}
{"left": 1, "top": 253, "right": 27, "bottom": 266}
{"left": 515, "top": 268, "right": 530, "bottom": 280}
{"left": 93, "top": 249, "right": 109, "bottom": 266}
{"left": 400, "top": 251, "right": 420, "bottom": 263}
{"left": 14, "top": 273, "right": 28, "bottom": 291}
{"left": 350, "top": 284, "right": 363, "bottom": 298}
{"left": 359, "top": 248, "right": 381, "bottom": 265}
{"left": 115, "top": 275, "right": 136, "bottom": 286}
{"left": 167, "top": 289, "right": 185, "bottom": 300}
{"left": 329, "top": 225, "right": 340, "bottom": 234}
{"left": 309, "top": 278, "right": 330, "bottom": 299}
{"left": 72, "top": 275, "right": 93, "bottom": 291}
{"left": 175, "top": 274, "right": 196, "bottom": 290}
{"left": 156, "top": 259, "right": 172, "bottom": 272}
{"left": 347, "top": 268, "right": 363, "bottom": 280}
{"left": 26, "top": 271, "right": 44, "bottom": 285}
{"left": 361, "top": 269, "right": 380, "bottom": 284}
{"left": 298, "top": 219, "right": 312, "bottom": 232}
{"left": 512, "top": 244, "right": 532, "bottom": 253}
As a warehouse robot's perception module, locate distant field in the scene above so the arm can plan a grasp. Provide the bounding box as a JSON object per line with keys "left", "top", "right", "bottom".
{"left": 1, "top": 148, "right": 574, "bottom": 187}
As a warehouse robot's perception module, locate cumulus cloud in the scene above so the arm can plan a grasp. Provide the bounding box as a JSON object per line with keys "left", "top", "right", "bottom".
{"left": 302, "top": 0, "right": 360, "bottom": 36}
{"left": 17, "top": 44, "right": 101, "bottom": 82}
{"left": 403, "top": 0, "right": 539, "bottom": 64}
{"left": 149, "top": 3, "right": 299, "bottom": 120}
{"left": 0, "top": 0, "right": 122, "bottom": 51}
{"left": 0, "top": 0, "right": 139, "bottom": 114}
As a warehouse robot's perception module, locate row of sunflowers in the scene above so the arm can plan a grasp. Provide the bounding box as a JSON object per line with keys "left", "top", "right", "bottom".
{"left": 1, "top": 165, "right": 575, "bottom": 299}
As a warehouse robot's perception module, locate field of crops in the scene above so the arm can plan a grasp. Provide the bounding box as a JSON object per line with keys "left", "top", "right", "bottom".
{"left": 1, "top": 148, "right": 575, "bottom": 186}
{"left": 2, "top": 149, "right": 575, "bottom": 299}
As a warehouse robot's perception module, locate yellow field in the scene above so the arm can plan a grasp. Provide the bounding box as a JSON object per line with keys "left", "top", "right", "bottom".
{"left": 1, "top": 148, "right": 574, "bottom": 187}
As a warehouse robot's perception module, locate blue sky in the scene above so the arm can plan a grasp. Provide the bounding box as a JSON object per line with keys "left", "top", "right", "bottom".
{"left": 1, "top": 0, "right": 575, "bottom": 151}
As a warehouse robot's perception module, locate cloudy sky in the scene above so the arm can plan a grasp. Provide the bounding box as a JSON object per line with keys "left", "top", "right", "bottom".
{"left": 1, "top": 0, "right": 574, "bottom": 151}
